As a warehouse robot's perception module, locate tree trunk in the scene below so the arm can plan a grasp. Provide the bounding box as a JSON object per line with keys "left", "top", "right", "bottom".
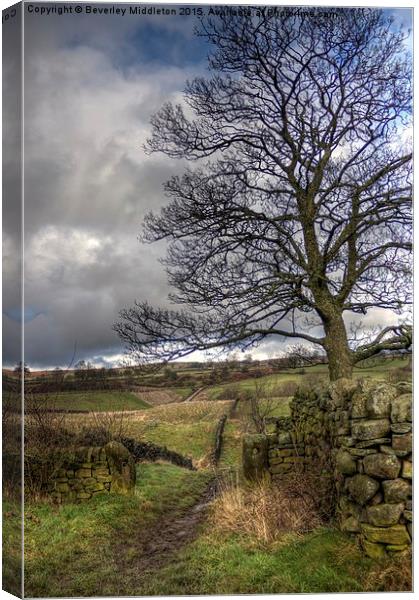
{"left": 322, "top": 312, "right": 353, "bottom": 381}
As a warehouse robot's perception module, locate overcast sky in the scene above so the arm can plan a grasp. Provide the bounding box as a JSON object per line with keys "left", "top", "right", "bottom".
{"left": 2, "top": 3, "right": 412, "bottom": 369}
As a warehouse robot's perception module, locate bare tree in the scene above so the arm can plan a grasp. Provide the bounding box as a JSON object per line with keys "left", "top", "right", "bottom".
{"left": 286, "top": 344, "right": 324, "bottom": 369}
{"left": 114, "top": 8, "right": 412, "bottom": 381}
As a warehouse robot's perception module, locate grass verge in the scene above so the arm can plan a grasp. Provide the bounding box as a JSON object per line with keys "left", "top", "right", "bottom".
{"left": 137, "top": 525, "right": 411, "bottom": 595}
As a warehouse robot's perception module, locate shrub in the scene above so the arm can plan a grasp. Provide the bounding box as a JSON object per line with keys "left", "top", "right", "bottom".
{"left": 216, "top": 384, "right": 240, "bottom": 400}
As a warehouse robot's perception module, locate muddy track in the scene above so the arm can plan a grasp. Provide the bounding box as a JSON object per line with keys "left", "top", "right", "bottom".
{"left": 115, "top": 478, "right": 218, "bottom": 575}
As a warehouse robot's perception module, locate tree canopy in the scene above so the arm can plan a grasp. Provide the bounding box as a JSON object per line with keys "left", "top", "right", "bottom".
{"left": 114, "top": 8, "right": 412, "bottom": 380}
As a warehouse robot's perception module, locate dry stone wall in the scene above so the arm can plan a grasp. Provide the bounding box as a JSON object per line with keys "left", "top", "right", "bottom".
{"left": 47, "top": 441, "right": 136, "bottom": 502}
{"left": 243, "top": 379, "right": 412, "bottom": 558}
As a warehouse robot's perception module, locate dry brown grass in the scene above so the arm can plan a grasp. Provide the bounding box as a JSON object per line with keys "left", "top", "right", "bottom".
{"left": 211, "top": 474, "right": 322, "bottom": 546}
{"left": 364, "top": 549, "right": 412, "bottom": 592}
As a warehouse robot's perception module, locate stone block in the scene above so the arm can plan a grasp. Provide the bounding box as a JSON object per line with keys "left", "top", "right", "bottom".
{"left": 403, "top": 510, "right": 412, "bottom": 522}
{"left": 369, "top": 492, "right": 383, "bottom": 506}
{"left": 335, "top": 449, "right": 357, "bottom": 475}
{"left": 361, "top": 523, "right": 411, "bottom": 545}
{"left": 269, "top": 457, "right": 284, "bottom": 466}
{"left": 390, "top": 394, "right": 411, "bottom": 424}
{"left": 401, "top": 460, "right": 412, "bottom": 479}
{"left": 277, "top": 432, "right": 292, "bottom": 446}
{"left": 85, "top": 482, "right": 105, "bottom": 493}
{"left": 382, "top": 479, "right": 411, "bottom": 503}
{"left": 278, "top": 449, "right": 294, "bottom": 457}
{"left": 362, "top": 540, "right": 387, "bottom": 559}
{"left": 97, "top": 475, "right": 113, "bottom": 483}
{"left": 81, "top": 477, "right": 97, "bottom": 486}
{"left": 352, "top": 419, "right": 390, "bottom": 441}
{"left": 242, "top": 434, "right": 269, "bottom": 481}
{"left": 392, "top": 433, "right": 412, "bottom": 456}
{"left": 76, "top": 492, "right": 91, "bottom": 500}
{"left": 93, "top": 468, "right": 111, "bottom": 477}
{"left": 363, "top": 454, "right": 400, "bottom": 479}
{"left": 338, "top": 436, "right": 355, "bottom": 447}
{"left": 407, "top": 523, "right": 412, "bottom": 539}
{"left": 391, "top": 423, "right": 411, "bottom": 434}
{"left": 347, "top": 474, "right": 380, "bottom": 505}
{"left": 385, "top": 544, "right": 410, "bottom": 553}
{"left": 351, "top": 391, "right": 368, "bottom": 419}
{"left": 75, "top": 468, "right": 92, "bottom": 478}
{"left": 379, "top": 446, "right": 396, "bottom": 455}
{"left": 395, "top": 382, "right": 412, "bottom": 394}
{"left": 339, "top": 496, "right": 362, "bottom": 517}
{"left": 348, "top": 448, "right": 377, "bottom": 457}
{"left": 270, "top": 463, "right": 292, "bottom": 475}
{"left": 341, "top": 516, "right": 360, "bottom": 533}
{"left": 356, "top": 438, "right": 391, "bottom": 448}
{"left": 365, "top": 384, "right": 396, "bottom": 418}
{"left": 366, "top": 503, "right": 404, "bottom": 527}
{"left": 68, "top": 481, "right": 83, "bottom": 491}
{"left": 105, "top": 441, "right": 136, "bottom": 494}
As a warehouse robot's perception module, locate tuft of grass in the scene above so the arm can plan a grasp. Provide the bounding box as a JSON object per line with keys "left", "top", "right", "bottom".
{"left": 211, "top": 476, "right": 322, "bottom": 546}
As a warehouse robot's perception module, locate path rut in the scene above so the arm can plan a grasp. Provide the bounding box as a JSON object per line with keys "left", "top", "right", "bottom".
{"left": 115, "top": 479, "right": 218, "bottom": 576}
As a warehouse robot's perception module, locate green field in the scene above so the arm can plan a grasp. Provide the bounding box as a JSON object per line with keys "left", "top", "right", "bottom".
{"left": 28, "top": 390, "right": 152, "bottom": 412}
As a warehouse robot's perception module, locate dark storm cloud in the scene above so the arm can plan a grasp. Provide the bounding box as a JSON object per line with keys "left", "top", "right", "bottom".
{"left": 2, "top": 5, "right": 208, "bottom": 368}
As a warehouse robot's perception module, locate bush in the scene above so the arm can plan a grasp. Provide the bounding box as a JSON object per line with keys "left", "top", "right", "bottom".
{"left": 216, "top": 384, "right": 240, "bottom": 400}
